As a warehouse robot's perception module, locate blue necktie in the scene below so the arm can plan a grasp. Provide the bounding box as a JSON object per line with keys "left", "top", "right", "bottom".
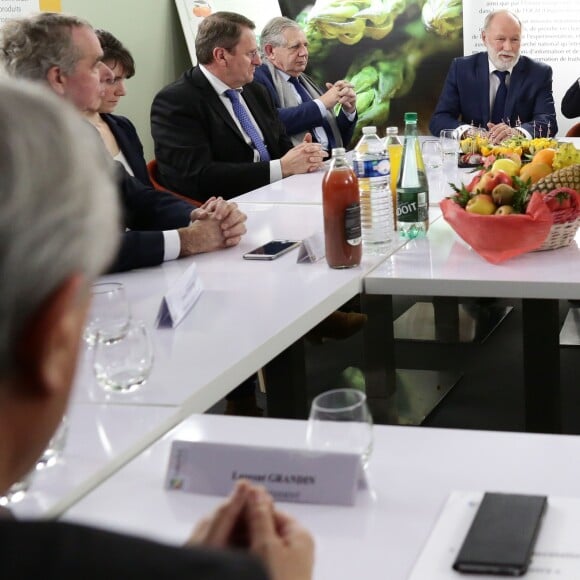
{"left": 224, "top": 89, "right": 270, "bottom": 161}
{"left": 288, "top": 76, "right": 336, "bottom": 150}
{"left": 491, "top": 70, "right": 509, "bottom": 124}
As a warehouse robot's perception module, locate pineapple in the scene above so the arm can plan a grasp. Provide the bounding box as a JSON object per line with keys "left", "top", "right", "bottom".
{"left": 534, "top": 164, "right": 580, "bottom": 193}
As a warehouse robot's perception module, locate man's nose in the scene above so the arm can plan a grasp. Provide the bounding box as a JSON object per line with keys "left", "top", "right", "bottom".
{"left": 99, "top": 61, "right": 114, "bottom": 83}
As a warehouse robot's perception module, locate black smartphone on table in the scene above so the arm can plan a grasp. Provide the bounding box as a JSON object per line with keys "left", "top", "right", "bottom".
{"left": 453, "top": 492, "right": 547, "bottom": 576}
{"left": 242, "top": 240, "right": 301, "bottom": 261}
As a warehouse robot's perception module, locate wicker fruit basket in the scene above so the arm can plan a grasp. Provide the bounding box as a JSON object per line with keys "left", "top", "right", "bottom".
{"left": 534, "top": 188, "right": 580, "bottom": 251}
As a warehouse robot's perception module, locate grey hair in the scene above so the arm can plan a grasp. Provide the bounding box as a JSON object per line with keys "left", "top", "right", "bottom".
{"left": 483, "top": 9, "right": 522, "bottom": 32}
{"left": 0, "top": 12, "right": 90, "bottom": 81}
{"left": 260, "top": 16, "right": 301, "bottom": 51}
{"left": 0, "top": 78, "right": 120, "bottom": 376}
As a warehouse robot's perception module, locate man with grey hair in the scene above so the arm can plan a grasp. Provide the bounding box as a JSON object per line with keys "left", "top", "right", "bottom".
{"left": 151, "top": 11, "right": 327, "bottom": 201}
{"left": 254, "top": 16, "right": 357, "bottom": 150}
{"left": 0, "top": 12, "right": 247, "bottom": 272}
{"left": 429, "top": 9, "right": 557, "bottom": 143}
{"left": 0, "top": 77, "right": 315, "bottom": 580}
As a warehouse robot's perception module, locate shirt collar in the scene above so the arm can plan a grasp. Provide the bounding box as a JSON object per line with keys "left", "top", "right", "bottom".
{"left": 199, "top": 64, "right": 244, "bottom": 96}
{"left": 487, "top": 57, "right": 519, "bottom": 76}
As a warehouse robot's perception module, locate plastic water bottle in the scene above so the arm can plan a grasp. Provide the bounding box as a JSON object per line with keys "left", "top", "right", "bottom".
{"left": 353, "top": 126, "right": 395, "bottom": 254}
{"left": 396, "top": 112, "right": 429, "bottom": 238}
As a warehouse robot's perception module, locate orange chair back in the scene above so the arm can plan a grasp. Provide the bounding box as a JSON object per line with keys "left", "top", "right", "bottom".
{"left": 146, "top": 159, "right": 202, "bottom": 207}
{"left": 565, "top": 123, "right": 580, "bottom": 138}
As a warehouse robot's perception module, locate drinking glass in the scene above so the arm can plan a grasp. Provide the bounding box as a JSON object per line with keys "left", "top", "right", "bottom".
{"left": 36, "top": 416, "right": 68, "bottom": 470}
{"left": 306, "top": 388, "right": 373, "bottom": 470}
{"left": 421, "top": 139, "right": 443, "bottom": 170}
{"left": 440, "top": 129, "right": 459, "bottom": 166}
{"left": 0, "top": 470, "right": 35, "bottom": 506}
{"left": 84, "top": 282, "right": 131, "bottom": 346}
{"left": 93, "top": 320, "right": 154, "bottom": 393}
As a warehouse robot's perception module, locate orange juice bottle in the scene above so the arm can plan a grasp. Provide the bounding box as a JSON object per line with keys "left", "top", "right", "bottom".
{"left": 385, "top": 127, "right": 403, "bottom": 229}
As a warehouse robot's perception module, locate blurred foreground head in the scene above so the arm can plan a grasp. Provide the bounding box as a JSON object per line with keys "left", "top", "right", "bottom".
{"left": 0, "top": 76, "right": 120, "bottom": 380}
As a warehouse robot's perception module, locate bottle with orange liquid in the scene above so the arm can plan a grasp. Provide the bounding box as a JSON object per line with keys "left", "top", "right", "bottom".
{"left": 385, "top": 126, "right": 403, "bottom": 229}
{"left": 322, "top": 148, "right": 362, "bottom": 268}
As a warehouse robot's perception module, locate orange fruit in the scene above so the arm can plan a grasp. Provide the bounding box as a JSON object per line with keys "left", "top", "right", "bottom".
{"left": 519, "top": 162, "right": 552, "bottom": 184}
{"left": 532, "top": 148, "right": 556, "bottom": 167}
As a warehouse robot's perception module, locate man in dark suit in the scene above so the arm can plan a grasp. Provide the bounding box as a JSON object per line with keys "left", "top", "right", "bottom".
{"left": 429, "top": 9, "right": 558, "bottom": 144}
{"left": 0, "top": 77, "right": 314, "bottom": 580}
{"left": 0, "top": 12, "right": 247, "bottom": 273}
{"left": 254, "top": 17, "right": 357, "bottom": 151}
{"left": 562, "top": 78, "right": 580, "bottom": 120}
{"left": 151, "top": 11, "right": 327, "bottom": 202}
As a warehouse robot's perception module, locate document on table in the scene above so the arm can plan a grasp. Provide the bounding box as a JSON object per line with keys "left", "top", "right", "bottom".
{"left": 409, "top": 490, "right": 580, "bottom": 578}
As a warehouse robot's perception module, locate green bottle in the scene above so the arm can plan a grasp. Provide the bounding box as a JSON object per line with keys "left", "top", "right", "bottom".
{"left": 396, "top": 112, "right": 429, "bottom": 238}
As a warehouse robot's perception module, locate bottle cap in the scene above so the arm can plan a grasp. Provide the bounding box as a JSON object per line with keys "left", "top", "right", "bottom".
{"left": 331, "top": 147, "right": 346, "bottom": 156}
{"left": 386, "top": 126, "right": 398, "bottom": 134}
{"left": 362, "top": 126, "right": 377, "bottom": 134}
{"left": 404, "top": 112, "right": 418, "bottom": 123}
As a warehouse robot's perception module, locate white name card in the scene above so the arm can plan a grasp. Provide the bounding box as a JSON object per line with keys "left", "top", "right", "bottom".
{"left": 164, "top": 440, "right": 362, "bottom": 506}
{"left": 156, "top": 262, "right": 203, "bottom": 328}
{"left": 297, "top": 232, "right": 325, "bottom": 263}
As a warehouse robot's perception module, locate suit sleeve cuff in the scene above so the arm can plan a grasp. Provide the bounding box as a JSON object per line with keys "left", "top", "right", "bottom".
{"left": 163, "top": 230, "right": 181, "bottom": 261}
{"left": 313, "top": 98, "right": 327, "bottom": 118}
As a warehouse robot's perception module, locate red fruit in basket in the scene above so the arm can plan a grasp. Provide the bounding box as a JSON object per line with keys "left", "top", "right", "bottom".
{"left": 466, "top": 194, "right": 496, "bottom": 215}
{"left": 466, "top": 170, "right": 484, "bottom": 193}
{"left": 543, "top": 188, "right": 574, "bottom": 211}
{"left": 476, "top": 169, "right": 513, "bottom": 194}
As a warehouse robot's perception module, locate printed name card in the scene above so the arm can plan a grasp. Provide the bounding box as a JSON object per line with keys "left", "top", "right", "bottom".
{"left": 297, "top": 232, "right": 325, "bottom": 263}
{"left": 164, "top": 440, "right": 362, "bottom": 506}
{"left": 156, "top": 262, "right": 203, "bottom": 328}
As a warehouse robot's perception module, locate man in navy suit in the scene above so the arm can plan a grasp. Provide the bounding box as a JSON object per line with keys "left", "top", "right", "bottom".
{"left": 0, "top": 12, "right": 247, "bottom": 273}
{"left": 429, "top": 9, "right": 557, "bottom": 144}
{"left": 151, "top": 11, "right": 327, "bottom": 202}
{"left": 254, "top": 16, "right": 357, "bottom": 151}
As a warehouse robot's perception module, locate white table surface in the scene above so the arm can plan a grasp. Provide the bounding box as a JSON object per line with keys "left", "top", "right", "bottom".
{"left": 11, "top": 403, "right": 175, "bottom": 519}
{"left": 365, "top": 216, "right": 580, "bottom": 300}
{"left": 73, "top": 203, "right": 397, "bottom": 409}
{"left": 64, "top": 414, "right": 580, "bottom": 580}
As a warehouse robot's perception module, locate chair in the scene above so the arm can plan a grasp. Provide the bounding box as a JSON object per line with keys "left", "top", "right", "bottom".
{"left": 565, "top": 123, "right": 580, "bottom": 137}
{"left": 146, "top": 159, "right": 202, "bottom": 207}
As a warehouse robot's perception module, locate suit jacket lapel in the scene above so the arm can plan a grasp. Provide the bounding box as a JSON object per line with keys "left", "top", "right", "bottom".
{"left": 504, "top": 58, "right": 526, "bottom": 126}
{"left": 476, "top": 52, "right": 491, "bottom": 124}
{"left": 189, "top": 67, "right": 247, "bottom": 145}
{"left": 240, "top": 85, "right": 275, "bottom": 150}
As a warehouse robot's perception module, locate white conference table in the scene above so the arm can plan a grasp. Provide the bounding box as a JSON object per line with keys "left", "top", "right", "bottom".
{"left": 365, "top": 217, "right": 580, "bottom": 433}
{"left": 64, "top": 414, "right": 580, "bottom": 580}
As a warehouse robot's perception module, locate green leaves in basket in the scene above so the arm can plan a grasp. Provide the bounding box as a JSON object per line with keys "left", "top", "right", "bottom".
{"left": 511, "top": 175, "right": 533, "bottom": 214}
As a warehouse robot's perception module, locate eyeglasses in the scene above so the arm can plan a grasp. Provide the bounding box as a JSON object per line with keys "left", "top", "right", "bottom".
{"left": 225, "top": 47, "right": 260, "bottom": 60}
{"left": 104, "top": 77, "right": 126, "bottom": 86}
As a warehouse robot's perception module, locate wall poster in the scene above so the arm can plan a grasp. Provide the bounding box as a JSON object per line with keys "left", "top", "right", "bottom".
{"left": 0, "top": 0, "right": 61, "bottom": 26}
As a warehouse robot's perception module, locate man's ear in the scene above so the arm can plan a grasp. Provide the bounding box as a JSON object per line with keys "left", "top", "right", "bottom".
{"left": 263, "top": 43, "right": 274, "bottom": 58}
{"left": 46, "top": 65, "right": 67, "bottom": 97}
{"left": 213, "top": 47, "right": 228, "bottom": 67}
{"left": 15, "top": 274, "right": 88, "bottom": 397}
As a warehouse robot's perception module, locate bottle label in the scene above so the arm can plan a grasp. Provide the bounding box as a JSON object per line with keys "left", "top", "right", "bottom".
{"left": 397, "top": 191, "right": 428, "bottom": 222}
{"left": 344, "top": 202, "right": 362, "bottom": 246}
{"left": 353, "top": 158, "right": 390, "bottom": 179}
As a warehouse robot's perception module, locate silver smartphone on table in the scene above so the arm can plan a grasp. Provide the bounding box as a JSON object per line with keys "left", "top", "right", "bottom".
{"left": 242, "top": 240, "right": 301, "bottom": 261}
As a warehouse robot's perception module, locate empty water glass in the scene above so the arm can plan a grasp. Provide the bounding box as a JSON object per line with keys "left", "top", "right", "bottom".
{"left": 93, "top": 320, "right": 154, "bottom": 393}
{"left": 440, "top": 129, "right": 459, "bottom": 165}
{"left": 421, "top": 139, "right": 443, "bottom": 170}
{"left": 84, "top": 282, "right": 131, "bottom": 346}
{"left": 306, "top": 388, "right": 373, "bottom": 470}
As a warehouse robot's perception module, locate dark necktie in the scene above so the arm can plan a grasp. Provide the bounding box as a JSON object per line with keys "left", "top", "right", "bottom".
{"left": 491, "top": 70, "right": 509, "bottom": 124}
{"left": 288, "top": 76, "right": 336, "bottom": 150}
{"left": 224, "top": 89, "right": 270, "bottom": 161}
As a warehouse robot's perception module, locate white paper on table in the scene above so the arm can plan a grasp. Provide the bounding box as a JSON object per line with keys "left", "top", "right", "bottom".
{"left": 409, "top": 490, "right": 580, "bottom": 579}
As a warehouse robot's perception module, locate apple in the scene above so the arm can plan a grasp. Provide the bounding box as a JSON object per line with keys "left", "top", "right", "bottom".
{"left": 465, "top": 169, "right": 485, "bottom": 193}
{"left": 466, "top": 194, "right": 496, "bottom": 215}
{"left": 491, "top": 158, "right": 519, "bottom": 176}
{"left": 475, "top": 169, "right": 513, "bottom": 194}
{"left": 495, "top": 205, "right": 515, "bottom": 215}
{"left": 502, "top": 152, "right": 522, "bottom": 169}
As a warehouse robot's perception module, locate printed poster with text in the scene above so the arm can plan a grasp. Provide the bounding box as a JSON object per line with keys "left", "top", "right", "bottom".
{"left": 0, "top": 0, "right": 61, "bottom": 26}
{"left": 464, "top": 0, "right": 580, "bottom": 136}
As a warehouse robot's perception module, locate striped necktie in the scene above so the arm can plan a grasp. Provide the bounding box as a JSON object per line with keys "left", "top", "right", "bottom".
{"left": 224, "top": 89, "right": 270, "bottom": 161}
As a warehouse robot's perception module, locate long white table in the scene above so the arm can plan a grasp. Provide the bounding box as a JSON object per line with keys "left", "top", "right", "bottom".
{"left": 365, "top": 217, "right": 580, "bottom": 432}
{"left": 64, "top": 414, "right": 580, "bottom": 580}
